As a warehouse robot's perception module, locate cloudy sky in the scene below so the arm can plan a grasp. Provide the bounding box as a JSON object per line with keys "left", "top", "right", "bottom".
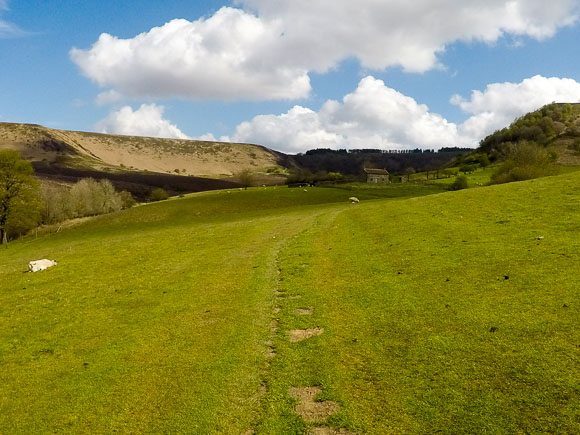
{"left": 2, "top": 0, "right": 580, "bottom": 153}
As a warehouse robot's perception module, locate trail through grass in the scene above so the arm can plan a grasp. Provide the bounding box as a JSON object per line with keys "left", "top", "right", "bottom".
{"left": 1, "top": 178, "right": 579, "bottom": 433}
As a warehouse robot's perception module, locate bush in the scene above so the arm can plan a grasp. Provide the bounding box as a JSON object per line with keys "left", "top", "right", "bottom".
{"left": 490, "top": 141, "right": 559, "bottom": 185}
{"left": 449, "top": 175, "right": 469, "bottom": 191}
{"left": 569, "top": 138, "right": 580, "bottom": 153}
{"left": 479, "top": 154, "right": 490, "bottom": 167}
{"left": 149, "top": 188, "right": 169, "bottom": 201}
{"left": 119, "top": 190, "right": 137, "bottom": 208}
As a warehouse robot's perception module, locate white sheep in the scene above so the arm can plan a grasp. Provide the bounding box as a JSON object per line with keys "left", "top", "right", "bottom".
{"left": 28, "top": 259, "right": 57, "bottom": 273}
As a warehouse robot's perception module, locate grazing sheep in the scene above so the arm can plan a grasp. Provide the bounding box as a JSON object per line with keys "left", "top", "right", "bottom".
{"left": 349, "top": 197, "right": 360, "bottom": 204}
{"left": 28, "top": 259, "right": 57, "bottom": 273}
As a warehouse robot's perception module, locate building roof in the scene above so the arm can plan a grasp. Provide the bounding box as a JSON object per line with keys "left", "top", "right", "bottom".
{"left": 364, "top": 168, "right": 389, "bottom": 175}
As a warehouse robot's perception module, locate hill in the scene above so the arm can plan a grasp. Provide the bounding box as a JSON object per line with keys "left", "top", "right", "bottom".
{"left": 478, "top": 103, "right": 580, "bottom": 165}
{"left": 0, "top": 122, "right": 287, "bottom": 177}
{"left": 0, "top": 173, "right": 578, "bottom": 433}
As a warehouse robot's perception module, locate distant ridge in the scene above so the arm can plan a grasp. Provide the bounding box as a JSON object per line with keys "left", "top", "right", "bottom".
{"left": 0, "top": 122, "right": 287, "bottom": 177}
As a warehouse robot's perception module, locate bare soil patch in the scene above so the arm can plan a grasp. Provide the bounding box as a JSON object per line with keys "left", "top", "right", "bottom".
{"left": 288, "top": 387, "right": 339, "bottom": 422}
{"left": 308, "top": 428, "right": 354, "bottom": 435}
{"left": 294, "top": 307, "right": 314, "bottom": 315}
{"left": 288, "top": 328, "right": 324, "bottom": 343}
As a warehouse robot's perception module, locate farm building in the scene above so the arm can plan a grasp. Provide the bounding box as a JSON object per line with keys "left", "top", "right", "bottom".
{"left": 364, "top": 168, "right": 390, "bottom": 183}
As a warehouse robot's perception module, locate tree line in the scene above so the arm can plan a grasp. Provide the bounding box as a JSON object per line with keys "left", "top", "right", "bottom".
{"left": 292, "top": 148, "right": 470, "bottom": 177}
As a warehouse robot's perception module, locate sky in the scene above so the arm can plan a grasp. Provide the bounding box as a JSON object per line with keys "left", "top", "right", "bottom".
{"left": 2, "top": 0, "right": 580, "bottom": 154}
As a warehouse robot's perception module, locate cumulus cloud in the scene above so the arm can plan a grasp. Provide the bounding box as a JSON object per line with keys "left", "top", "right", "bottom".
{"left": 229, "top": 75, "right": 580, "bottom": 153}
{"left": 231, "top": 106, "right": 345, "bottom": 153}
{"left": 231, "top": 76, "right": 467, "bottom": 152}
{"left": 71, "top": 1, "right": 579, "bottom": 101}
{"left": 241, "top": 0, "right": 579, "bottom": 72}
{"left": 71, "top": 8, "right": 310, "bottom": 101}
{"left": 453, "top": 75, "right": 580, "bottom": 140}
{"left": 95, "top": 104, "right": 190, "bottom": 139}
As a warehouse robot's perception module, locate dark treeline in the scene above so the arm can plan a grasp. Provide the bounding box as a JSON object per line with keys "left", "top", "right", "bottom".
{"left": 33, "top": 164, "right": 240, "bottom": 200}
{"left": 291, "top": 147, "right": 473, "bottom": 177}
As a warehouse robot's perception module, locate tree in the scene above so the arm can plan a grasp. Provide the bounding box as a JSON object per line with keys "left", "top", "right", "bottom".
{"left": 404, "top": 167, "right": 416, "bottom": 182}
{"left": 0, "top": 150, "right": 41, "bottom": 245}
{"left": 149, "top": 188, "right": 169, "bottom": 201}
{"left": 449, "top": 175, "right": 468, "bottom": 191}
{"left": 237, "top": 169, "right": 255, "bottom": 189}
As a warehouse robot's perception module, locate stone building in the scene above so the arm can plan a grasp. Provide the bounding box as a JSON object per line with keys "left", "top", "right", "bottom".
{"left": 364, "top": 168, "right": 389, "bottom": 183}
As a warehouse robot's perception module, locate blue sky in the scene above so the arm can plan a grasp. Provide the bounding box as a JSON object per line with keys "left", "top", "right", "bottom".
{"left": 2, "top": 0, "right": 580, "bottom": 153}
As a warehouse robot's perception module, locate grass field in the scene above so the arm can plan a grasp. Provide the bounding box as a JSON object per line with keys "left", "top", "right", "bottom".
{"left": 1, "top": 176, "right": 579, "bottom": 433}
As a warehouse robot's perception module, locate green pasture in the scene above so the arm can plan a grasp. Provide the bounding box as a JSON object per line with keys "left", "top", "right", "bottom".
{"left": 1, "top": 177, "right": 578, "bottom": 433}
{"left": 426, "top": 166, "right": 497, "bottom": 187}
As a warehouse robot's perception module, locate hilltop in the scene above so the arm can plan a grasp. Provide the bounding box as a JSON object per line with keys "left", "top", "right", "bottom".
{"left": 478, "top": 103, "right": 580, "bottom": 165}
{"left": 0, "top": 122, "right": 287, "bottom": 178}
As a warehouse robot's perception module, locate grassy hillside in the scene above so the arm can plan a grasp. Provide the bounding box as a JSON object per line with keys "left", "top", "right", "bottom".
{"left": 0, "top": 175, "right": 578, "bottom": 433}
{"left": 0, "top": 122, "right": 284, "bottom": 177}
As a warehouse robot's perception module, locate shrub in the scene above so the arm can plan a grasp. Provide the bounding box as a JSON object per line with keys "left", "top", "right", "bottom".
{"left": 479, "top": 154, "right": 491, "bottom": 167}
{"left": 149, "top": 188, "right": 169, "bottom": 201}
{"left": 119, "top": 190, "right": 137, "bottom": 208}
{"left": 569, "top": 138, "right": 580, "bottom": 153}
{"left": 449, "top": 175, "right": 468, "bottom": 191}
{"left": 490, "top": 141, "right": 558, "bottom": 185}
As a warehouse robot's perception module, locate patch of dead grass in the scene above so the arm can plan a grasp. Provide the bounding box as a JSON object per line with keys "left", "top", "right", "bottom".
{"left": 288, "top": 387, "right": 339, "bottom": 422}
{"left": 288, "top": 328, "right": 324, "bottom": 342}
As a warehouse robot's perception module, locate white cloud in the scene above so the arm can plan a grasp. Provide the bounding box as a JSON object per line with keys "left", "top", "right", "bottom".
{"left": 91, "top": 76, "right": 580, "bottom": 153}
{"left": 71, "top": 1, "right": 579, "bottom": 101}
{"left": 95, "top": 104, "right": 190, "bottom": 139}
{"left": 241, "top": 0, "right": 579, "bottom": 72}
{"left": 453, "top": 75, "right": 580, "bottom": 140}
{"left": 71, "top": 8, "right": 310, "bottom": 102}
{"left": 229, "top": 75, "right": 580, "bottom": 153}
{"left": 96, "top": 90, "right": 123, "bottom": 106}
{"left": 232, "top": 105, "right": 345, "bottom": 153}
{"left": 231, "top": 76, "right": 468, "bottom": 153}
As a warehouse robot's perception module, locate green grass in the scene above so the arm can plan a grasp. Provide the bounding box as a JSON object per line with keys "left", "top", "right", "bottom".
{"left": 1, "top": 174, "right": 579, "bottom": 433}
{"left": 427, "top": 166, "right": 497, "bottom": 187}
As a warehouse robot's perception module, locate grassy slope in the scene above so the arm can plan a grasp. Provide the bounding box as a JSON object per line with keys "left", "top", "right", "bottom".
{"left": 263, "top": 173, "right": 580, "bottom": 433}
{"left": 0, "top": 177, "right": 579, "bottom": 433}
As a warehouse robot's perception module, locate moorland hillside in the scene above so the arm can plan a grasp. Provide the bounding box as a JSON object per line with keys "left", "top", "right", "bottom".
{"left": 0, "top": 122, "right": 286, "bottom": 177}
